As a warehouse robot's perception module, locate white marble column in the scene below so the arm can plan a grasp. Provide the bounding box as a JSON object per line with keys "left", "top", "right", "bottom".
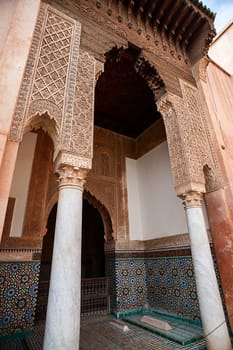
{"left": 183, "top": 191, "right": 232, "bottom": 350}
{"left": 43, "top": 165, "right": 87, "bottom": 350}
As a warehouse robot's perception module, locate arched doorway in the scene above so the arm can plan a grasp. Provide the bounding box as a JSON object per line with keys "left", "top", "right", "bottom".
{"left": 35, "top": 196, "right": 109, "bottom": 322}
{"left": 82, "top": 198, "right": 105, "bottom": 278}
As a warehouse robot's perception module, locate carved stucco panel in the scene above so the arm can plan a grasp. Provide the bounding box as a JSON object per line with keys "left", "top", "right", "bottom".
{"left": 170, "top": 92, "right": 206, "bottom": 187}
{"left": 158, "top": 81, "right": 219, "bottom": 195}
{"left": 179, "top": 80, "right": 219, "bottom": 191}
{"left": 9, "top": 3, "right": 81, "bottom": 154}
{"left": 157, "top": 97, "right": 190, "bottom": 193}
{"left": 69, "top": 50, "right": 95, "bottom": 159}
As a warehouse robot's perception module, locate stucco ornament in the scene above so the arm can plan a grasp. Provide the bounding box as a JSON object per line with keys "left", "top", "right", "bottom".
{"left": 9, "top": 3, "right": 94, "bottom": 167}
{"left": 157, "top": 80, "right": 219, "bottom": 195}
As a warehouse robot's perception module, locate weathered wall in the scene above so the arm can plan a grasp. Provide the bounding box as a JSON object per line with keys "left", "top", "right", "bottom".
{"left": 199, "top": 24, "right": 233, "bottom": 329}
{"left": 208, "top": 21, "right": 233, "bottom": 75}
{"left": 0, "top": 0, "right": 18, "bottom": 56}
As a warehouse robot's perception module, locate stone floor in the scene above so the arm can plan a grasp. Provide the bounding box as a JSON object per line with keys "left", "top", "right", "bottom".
{"left": 1, "top": 315, "right": 207, "bottom": 350}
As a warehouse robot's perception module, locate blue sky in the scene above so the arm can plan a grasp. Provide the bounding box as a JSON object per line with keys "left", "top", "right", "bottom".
{"left": 202, "top": 0, "right": 233, "bottom": 32}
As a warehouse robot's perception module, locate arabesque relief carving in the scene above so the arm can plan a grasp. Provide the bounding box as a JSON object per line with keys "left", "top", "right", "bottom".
{"left": 69, "top": 50, "right": 96, "bottom": 159}
{"left": 157, "top": 80, "right": 219, "bottom": 195}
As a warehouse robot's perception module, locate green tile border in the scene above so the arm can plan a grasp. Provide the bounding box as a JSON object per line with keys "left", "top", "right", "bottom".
{"left": 114, "top": 308, "right": 202, "bottom": 327}
{"left": 0, "top": 329, "right": 32, "bottom": 343}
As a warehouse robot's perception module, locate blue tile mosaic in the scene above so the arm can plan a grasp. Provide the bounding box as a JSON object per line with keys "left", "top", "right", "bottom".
{"left": 0, "top": 261, "right": 40, "bottom": 336}
{"left": 106, "top": 255, "right": 201, "bottom": 321}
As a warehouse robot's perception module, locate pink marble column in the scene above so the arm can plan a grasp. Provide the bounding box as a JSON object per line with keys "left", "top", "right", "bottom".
{"left": 0, "top": 140, "right": 19, "bottom": 241}
{"left": 0, "top": 0, "right": 41, "bottom": 166}
{"left": 183, "top": 191, "right": 232, "bottom": 350}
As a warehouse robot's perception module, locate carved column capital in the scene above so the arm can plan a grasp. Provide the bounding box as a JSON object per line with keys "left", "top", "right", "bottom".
{"left": 56, "top": 165, "right": 88, "bottom": 190}
{"left": 182, "top": 191, "right": 203, "bottom": 209}
{"left": 54, "top": 151, "right": 90, "bottom": 190}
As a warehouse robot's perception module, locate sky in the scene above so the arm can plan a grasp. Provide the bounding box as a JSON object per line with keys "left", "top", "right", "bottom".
{"left": 202, "top": 0, "right": 233, "bottom": 32}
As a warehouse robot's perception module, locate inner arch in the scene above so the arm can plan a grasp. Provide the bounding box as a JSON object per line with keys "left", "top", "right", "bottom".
{"left": 94, "top": 46, "right": 162, "bottom": 138}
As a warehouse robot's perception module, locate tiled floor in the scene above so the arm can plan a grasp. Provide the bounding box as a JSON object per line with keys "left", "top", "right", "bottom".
{"left": 1, "top": 315, "right": 206, "bottom": 350}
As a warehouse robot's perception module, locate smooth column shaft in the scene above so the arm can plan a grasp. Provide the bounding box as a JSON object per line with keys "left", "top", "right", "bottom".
{"left": 43, "top": 185, "right": 83, "bottom": 350}
{"left": 186, "top": 206, "right": 232, "bottom": 350}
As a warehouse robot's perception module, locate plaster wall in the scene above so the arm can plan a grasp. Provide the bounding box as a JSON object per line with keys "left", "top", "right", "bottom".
{"left": 0, "top": 0, "right": 40, "bottom": 168}
{"left": 125, "top": 158, "right": 143, "bottom": 240}
{"left": 206, "top": 62, "right": 233, "bottom": 183}
{"left": 126, "top": 142, "right": 188, "bottom": 240}
{"left": 208, "top": 21, "right": 233, "bottom": 75}
{"left": 0, "top": 0, "right": 18, "bottom": 56}
{"left": 203, "top": 23, "right": 233, "bottom": 329}
{"left": 10, "top": 132, "right": 37, "bottom": 237}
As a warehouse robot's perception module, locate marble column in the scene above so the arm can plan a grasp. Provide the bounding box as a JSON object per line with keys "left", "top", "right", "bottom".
{"left": 0, "top": 140, "right": 19, "bottom": 241}
{"left": 43, "top": 165, "right": 88, "bottom": 350}
{"left": 183, "top": 191, "right": 232, "bottom": 350}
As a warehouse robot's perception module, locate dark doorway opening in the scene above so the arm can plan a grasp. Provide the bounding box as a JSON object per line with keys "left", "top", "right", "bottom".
{"left": 82, "top": 198, "right": 105, "bottom": 278}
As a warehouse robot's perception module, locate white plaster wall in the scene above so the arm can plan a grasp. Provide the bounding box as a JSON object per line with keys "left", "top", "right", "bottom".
{"left": 126, "top": 142, "right": 187, "bottom": 240}
{"left": 0, "top": 0, "right": 18, "bottom": 56}
{"left": 137, "top": 142, "right": 187, "bottom": 240}
{"left": 10, "top": 132, "right": 37, "bottom": 237}
{"left": 208, "top": 21, "right": 233, "bottom": 75}
{"left": 125, "top": 158, "right": 143, "bottom": 239}
{"left": 126, "top": 142, "right": 210, "bottom": 241}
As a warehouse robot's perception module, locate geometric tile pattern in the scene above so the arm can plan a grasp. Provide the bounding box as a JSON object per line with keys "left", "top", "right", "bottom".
{"left": 115, "top": 258, "right": 147, "bottom": 313}
{"left": 146, "top": 257, "right": 200, "bottom": 321}
{"left": 107, "top": 256, "right": 200, "bottom": 321}
{"left": 0, "top": 261, "right": 40, "bottom": 336}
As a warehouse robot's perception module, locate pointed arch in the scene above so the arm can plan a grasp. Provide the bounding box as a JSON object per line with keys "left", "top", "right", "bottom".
{"left": 83, "top": 190, "right": 113, "bottom": 242}
{"left": 23, "top": 111, "right": 59, "bottom": 154}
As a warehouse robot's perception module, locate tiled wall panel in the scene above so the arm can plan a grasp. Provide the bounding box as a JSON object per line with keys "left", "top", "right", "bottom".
{"left": 107, "top": 255, "right": 200, "bottom": 321}
{"left": 0, "top": 261, "right": 40, "bottom": 336}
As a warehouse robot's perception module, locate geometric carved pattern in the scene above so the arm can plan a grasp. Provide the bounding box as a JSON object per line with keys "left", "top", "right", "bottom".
{"left": 8, "top": 4, "right": 86, "bottom": 162}
{"left": 31, "top": 12, "right": 73, "bottom": 109}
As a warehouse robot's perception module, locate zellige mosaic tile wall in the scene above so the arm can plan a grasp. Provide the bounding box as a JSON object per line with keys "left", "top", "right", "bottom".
{"left": 0, "top": 261, "right": 40, "bottom": 336}
{"left": 107, "top": 254, "right": 200, "bottom": 321}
